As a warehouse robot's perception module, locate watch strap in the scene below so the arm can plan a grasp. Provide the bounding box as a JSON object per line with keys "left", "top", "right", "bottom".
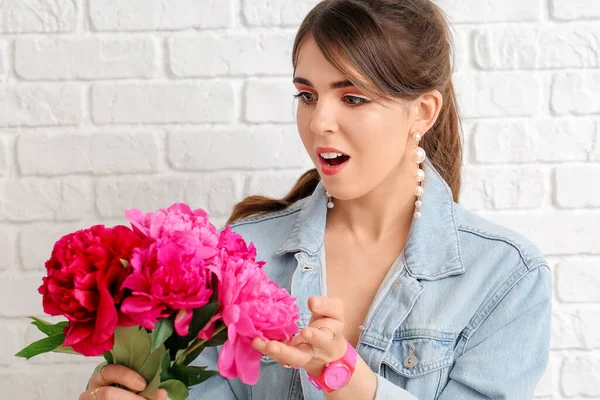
{"left": 307, "top": 338, "right": 357, "bottom": 392}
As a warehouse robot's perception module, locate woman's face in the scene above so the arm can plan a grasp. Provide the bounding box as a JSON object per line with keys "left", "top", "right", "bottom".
{"left": 293, "top": 37, "right": 417, "bottom": 201}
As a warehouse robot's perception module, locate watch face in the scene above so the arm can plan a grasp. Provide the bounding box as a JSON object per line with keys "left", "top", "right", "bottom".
{"left": 324, "top": 364, "right": 351, "bottom": 389}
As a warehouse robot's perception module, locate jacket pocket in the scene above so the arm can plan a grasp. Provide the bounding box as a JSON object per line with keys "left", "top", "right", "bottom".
{"left": 382, "top": 336, "right": 455, "bottom": 377}
{"left": 255, "top": 353, "right": 304, "bottom": 400}
{"left": 379, "top": 335, "right": 456, "bottom": 398}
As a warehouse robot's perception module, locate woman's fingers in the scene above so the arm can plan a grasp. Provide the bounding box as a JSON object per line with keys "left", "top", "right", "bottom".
{"left": 80, "top": 385, "right": 168, "bottom": 400}
{"left": 79, "top": 386, "right": 146, "bottom": 400}
{"left": 308, "top": 296, "right": 345, "bottom": 324}
{"left": 249, "top": 297, "right": 347, "bottom": 371}
{"left": 295, "top": 324, "right": 340, "bottom": 350}
{"left": 88, "top": 364, "right": 147, "bottom": 392}
{"left": 149, "top": 388, "right": 169, "bottom": 400}
{"left": 252, "top": 337, "right": 314, "bottom": 368}
{"left": 252, "top": 322, "right": 344, "bottom": 369}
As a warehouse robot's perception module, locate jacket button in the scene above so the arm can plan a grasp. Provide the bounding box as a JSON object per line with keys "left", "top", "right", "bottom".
{"left": 403, "top": 354, "right": 418, "bottom": 369}
{"left": 403, "top": 345, "right": 418, "bottom": 369}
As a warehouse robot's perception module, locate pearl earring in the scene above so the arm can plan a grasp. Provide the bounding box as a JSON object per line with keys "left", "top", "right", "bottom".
{"left": 411, "top": 132, "right": 426, "bottom": 219}
{"left": 326, "top": 191, "right": 334, "bottom": 209}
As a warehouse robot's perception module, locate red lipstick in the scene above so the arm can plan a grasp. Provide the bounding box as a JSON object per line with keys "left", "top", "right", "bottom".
{"left": 316, "top": 147, "right": 351, "bottom": 176}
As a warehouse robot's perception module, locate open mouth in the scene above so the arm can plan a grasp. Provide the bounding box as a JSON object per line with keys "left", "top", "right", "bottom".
{"left": 321, "top": 153, "right": 351, "bottom": 166}
{"left": 316, "top": 148, "right": 351, "bottom": 175}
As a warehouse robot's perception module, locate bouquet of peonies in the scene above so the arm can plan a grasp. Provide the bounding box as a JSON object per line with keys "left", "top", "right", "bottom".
{"left": 16, "top": 204, "right": 300, "bottom": 399}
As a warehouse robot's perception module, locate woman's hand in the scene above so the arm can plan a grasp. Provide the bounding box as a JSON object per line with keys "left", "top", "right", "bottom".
{"left": 79, "top": 364, "right": 168, "bottom": 400}
{"left": 251, "top": 295, "right": 348, "bottom": 377}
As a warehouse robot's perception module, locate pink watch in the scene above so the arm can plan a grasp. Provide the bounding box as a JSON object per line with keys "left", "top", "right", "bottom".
{"left": 307, "top": 339, "right": 357, "bottom": 393}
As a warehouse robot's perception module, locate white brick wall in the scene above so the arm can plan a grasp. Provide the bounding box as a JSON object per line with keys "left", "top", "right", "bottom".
{"left": 0, "top": 0, "right": 597, "bottom": 398}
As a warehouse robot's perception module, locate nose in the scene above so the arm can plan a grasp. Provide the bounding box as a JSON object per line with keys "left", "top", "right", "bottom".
{"left": 309, "top": 98, "right": 339, "bottom": 136}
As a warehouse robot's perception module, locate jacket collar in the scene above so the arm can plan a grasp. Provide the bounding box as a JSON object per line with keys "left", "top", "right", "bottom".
{"left": 276, "top": 157, "right": 465, "bottom": 280}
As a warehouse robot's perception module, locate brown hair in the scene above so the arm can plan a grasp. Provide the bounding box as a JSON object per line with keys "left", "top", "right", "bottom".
{"left": 228, "top": 0, "right": 462, "bottom": 225}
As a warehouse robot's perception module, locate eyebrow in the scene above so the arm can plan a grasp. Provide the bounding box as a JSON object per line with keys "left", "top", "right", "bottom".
{"left": 293, "top": 77, "right": 357, "bottom": 89}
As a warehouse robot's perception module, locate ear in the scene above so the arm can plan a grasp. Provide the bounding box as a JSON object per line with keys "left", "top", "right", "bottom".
{"left": 410, "top": 89, "right": 443, "bottom": 136}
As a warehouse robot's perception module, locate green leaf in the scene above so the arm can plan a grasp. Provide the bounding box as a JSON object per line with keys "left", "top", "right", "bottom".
{"left": 110, "top": 326, "right": 166, "bottom": 384}
{"left": 173, "top": 348, "right": 187, "bottom": 365}
{"left": 120, "top": 259, "right": 129, "bottom": 268}
{"left": 15, "top": 334, "right": 65, "bottom": 359}
{"left": 181, "top": 342, "right": 205, "bottom": 366}
{"left": 138, "top": 370, "right": 161, "bottom": 399}
{"left": 170, "top": 364, "right": 219, "bottom": 387}
{"left": 137, "top": 342, "right": 166, "bottom": 385}
{"left": 52, "top": 345, "right": 76, "bottom": 355}
{"left": 112, "top": 326, "right": 151, "bottom": 373}
{"left": 29, "top": 317, "right": 68, "bottom": 337}
{"left": 209, "top": 273, "right": 219, "bottom": 303}
{"left": 160, "top": 351, "right": 172, "bottom": 381}
{"left": 158, "top": 379, "right": 190, "bottom": 400}
{"left": 92, "top": 361, "right": 108, "bottom": 376}
{"left": 103, "top": 350, "right": 114, "bottom": 364}
{"left": 152, "top": 318, "right": 174, "bottom": 352}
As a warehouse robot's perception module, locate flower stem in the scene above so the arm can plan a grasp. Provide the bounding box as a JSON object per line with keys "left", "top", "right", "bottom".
{"left": 176, "top": 325, "right": 227, "bottom": 365}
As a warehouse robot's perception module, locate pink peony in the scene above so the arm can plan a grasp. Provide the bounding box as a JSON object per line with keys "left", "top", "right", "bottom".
{"left": 196, "top": 226, "right": 265, "bottom": 341}
{"left": 208, "top": 256, "right": 299, "bottom": 385}
{"left": 125, "top": 203, "right": 219, "bottom": 248}
{"left": 121, "top": 204, "right": 222, "bottom": 336}
{"left": 218, "top": 226, "right": 265, "bottom": 267}
{"left": 120, "top": 233, "right": 216, "bottom": 336}
{"left": 122, "top": 204, "right": 299, "bottom": 385}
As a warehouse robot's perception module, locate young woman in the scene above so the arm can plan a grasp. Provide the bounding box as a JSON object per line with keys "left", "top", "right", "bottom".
{"left": 81, "top": 0, "right": 552, "bottom": 399}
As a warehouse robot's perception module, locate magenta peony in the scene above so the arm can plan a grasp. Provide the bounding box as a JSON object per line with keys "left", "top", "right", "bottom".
{"left": 218, "top": 226, "right": 265, "bottom": 267}
{"left": 125, "top": 203, "right": 219, "bottom": 248}
{"left": 121, "top": 204, "right": 222, "bottom": 336}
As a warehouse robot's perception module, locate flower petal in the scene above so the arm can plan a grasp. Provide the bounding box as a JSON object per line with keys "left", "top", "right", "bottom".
{"left": 91, "top": 283, "right": 118, "bottom": 343}
{"left": 73, "top": 289, "right": 99, "bottom": 311}
{"left": 124, "top": 208, "right": 148, "bottom": 236}
{"left": 174, "top": 309, "right": 193, "bottom": 336}
{"left": 223, "top": 304, "right": 240, "bottom": 326}
{"left": 236, "top": 336, "right": 262, "bottom": 385}
{"left": 63, "top": 322, "right": 93, "bottom": 346}
{"left": 121, "top": 272, "right": 149, "bottom": 292}
{"left": 197, "top": 313, "right": 222, "bottom": 340}
{"left": 217, "top": 325, "right": 238, "bottom": 379}
{"left": 120, "top": 294, "right": 157, "bottom": 313}
{"left": 72, "top": 333, "right": 114, "bottom": 356}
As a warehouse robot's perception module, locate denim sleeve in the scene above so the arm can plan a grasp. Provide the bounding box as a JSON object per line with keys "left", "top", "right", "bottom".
{"left": 374, "top": 264, "right": 552, "bottom": 400}
{"left": 187, "top": 346, "right": 249, "bottom": 399}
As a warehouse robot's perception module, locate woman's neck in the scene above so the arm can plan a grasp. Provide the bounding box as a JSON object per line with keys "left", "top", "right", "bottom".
{"left": 325, "top": 164, "right": 417, "bottom": 243}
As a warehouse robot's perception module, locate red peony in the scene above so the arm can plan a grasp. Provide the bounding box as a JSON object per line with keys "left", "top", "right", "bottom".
{"left": 38, "top": 225, "right": 145, "bottom": 356}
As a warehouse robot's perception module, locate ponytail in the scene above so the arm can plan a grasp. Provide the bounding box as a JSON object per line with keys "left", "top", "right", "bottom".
{"left": 226, "top": 169, "right": 320, "bottom": 225}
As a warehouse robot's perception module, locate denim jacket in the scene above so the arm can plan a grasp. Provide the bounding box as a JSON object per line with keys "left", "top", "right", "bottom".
{"left": 189, "top": 158, "right": 552, "bottom": 400}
